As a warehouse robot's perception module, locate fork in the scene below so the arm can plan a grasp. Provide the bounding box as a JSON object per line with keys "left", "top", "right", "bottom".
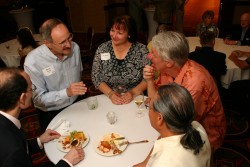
{"left": 119, "top": 140, "right": 148, "bottom": 146}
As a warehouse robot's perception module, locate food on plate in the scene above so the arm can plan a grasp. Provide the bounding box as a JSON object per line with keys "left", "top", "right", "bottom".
{"left": 58, "top": 130, "right": 87, "bottom": 150}
{"left": 97, "top": 133, "right": 124, "bottom": 155}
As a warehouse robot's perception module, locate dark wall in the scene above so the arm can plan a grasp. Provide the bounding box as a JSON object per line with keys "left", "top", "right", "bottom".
{"left": 0, "top": 0, "right": 68, "bottom": 42}
{"left": 30, "top": 0, "right": 68, "bottom": 32}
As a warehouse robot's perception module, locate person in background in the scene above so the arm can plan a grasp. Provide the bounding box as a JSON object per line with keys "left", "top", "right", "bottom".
{"left": 0, "top": 68, "right": 84, "bottom": 167}
{"left": 134, "top": 83, "right": 211, "bottom": 167}
{"left": 143, "top": 31, "right": 226, "bottom": 153}
{"left": 24, "top": 18, "right": 87, "bottom": 131}
{"left": 196, "top": 10, "right": 219, "bottom": 37}
{"left": 147, "top": 23, "right": 174, "bottom": 52}
{"left": 224, "top": 12, "right": 250, "bottom": 46}
{"left": 17, "top": 27, "right": 39, "bottom": 68}
{"left": 91, "top": 15, "right": 150, "bottom": 105}
{"left": 126, "top": 0, "right": 148, "bottom": 34}
{"left": 189, "top": 31, "right": 227, "bottom": 93}
{"left": 151, "top": 0, "right": 186, "bottom": 33}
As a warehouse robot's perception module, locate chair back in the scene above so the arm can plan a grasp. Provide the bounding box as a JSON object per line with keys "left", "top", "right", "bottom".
{"left": 87, "top": 27, "right": 94, "bottom": 50}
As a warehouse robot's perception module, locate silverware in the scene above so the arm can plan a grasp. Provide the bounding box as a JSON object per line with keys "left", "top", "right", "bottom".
{"left": 119, "top": 140, "right": 149, "bottom": 146}
{"left": 125, "top": 140, "right": 149, "bottom": 144}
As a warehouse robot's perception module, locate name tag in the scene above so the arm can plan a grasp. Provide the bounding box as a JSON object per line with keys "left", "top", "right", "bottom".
{"left": 208, "top": 28, "right": 214, "bottom": 32}
{"left": 42, "top": 66, "right": 55, "bottom": 76}
{"left": 101, "top": 53, "right": 110, "bottom": 60}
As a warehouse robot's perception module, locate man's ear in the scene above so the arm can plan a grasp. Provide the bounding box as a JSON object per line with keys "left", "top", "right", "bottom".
{"left": 18, "top": 93, "right": 26, "bottom": 109}
{"left": 44, "top": 40, "right": 52, "bottom": 48}
{"left": 165, "top": 59, "right": 175, "bottom": 68}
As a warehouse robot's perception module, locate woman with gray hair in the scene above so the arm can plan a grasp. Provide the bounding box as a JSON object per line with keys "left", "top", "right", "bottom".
{"left": 135, "top": 83, "right": 211, "bottom": 167}
{"left": 143, "top": 31, "right": 226, "bottom": 153}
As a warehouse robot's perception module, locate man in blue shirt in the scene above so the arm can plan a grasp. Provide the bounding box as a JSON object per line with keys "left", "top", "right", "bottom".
{"left": 24, "top": 18, "right": 87, "bottom": 131}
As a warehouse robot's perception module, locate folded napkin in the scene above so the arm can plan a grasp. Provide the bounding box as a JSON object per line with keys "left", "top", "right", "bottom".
{"left": 51, "top": 118, "right": 70, "bottom": 136}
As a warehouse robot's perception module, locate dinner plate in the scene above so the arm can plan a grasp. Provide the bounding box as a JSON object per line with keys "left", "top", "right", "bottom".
{"left": 94, "top": 133, "right": 128, "bottom": 156}
{"left": 57, "top": 131, "right": 90, "bottom": 152}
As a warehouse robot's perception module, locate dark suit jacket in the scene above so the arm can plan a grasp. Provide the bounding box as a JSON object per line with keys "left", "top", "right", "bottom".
{"left": 189, "top": 47, "right": 227, "bottom": 89}
{"left": 0, "top": 114, "right": 70, "bottom": 167}
{"left": 231, "top": 26, "right": 250, "bottom": 46}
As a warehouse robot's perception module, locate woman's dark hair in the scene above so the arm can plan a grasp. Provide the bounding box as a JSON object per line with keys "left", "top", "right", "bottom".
{"left": 111, "top": 15, "right": 137, "bottom": 43}
{"left": 153, "top": 83, "right": 205, "bottom": 155}
{"left": 0, "top": 68, "right": 28, "bottom": 111}
{"left": 17, "top": 27, "right": 38, "bottom": 49}
{"left": 202, "top": 10, "right": 214, "bottom": 20}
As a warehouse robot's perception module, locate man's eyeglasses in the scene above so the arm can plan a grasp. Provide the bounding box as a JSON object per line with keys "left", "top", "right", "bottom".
{"left": 53, "top": 33, "right": 73, "bottom": 47}
{"left": 27, "top": 85, "right": 37, "bottom": 93}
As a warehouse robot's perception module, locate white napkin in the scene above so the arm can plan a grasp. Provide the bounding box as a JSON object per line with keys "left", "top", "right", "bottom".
{"left": 51, "top": 118, "right": 70, "bottom": 136}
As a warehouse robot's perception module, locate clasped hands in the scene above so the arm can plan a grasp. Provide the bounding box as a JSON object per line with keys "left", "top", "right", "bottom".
{"left": 67, "top": 81, "right": 87, "bottom": 97}
{"left": 224, "top": 38, "right": 238, "bottom": 45}
{"left": 109, "top": 91, "right": 133, "bottom": 105}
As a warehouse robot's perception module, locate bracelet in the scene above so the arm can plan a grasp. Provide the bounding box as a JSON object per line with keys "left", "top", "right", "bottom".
{"left": 107, "top": 90, "right": 114, "bottom": 98}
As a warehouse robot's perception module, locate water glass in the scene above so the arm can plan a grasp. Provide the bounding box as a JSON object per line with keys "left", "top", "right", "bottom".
{"left": 87, "top": 96, "right": 98, "bottom": 110}
{"left": 106, "top": 111, "right": 117, "bottom": 125}
{"left": 114, "top": 85, "right": 126, "bottom": 95}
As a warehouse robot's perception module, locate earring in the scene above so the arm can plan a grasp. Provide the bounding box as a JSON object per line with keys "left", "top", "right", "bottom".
{"left": 128, "top": 35, "right": 130, "bottom": 39}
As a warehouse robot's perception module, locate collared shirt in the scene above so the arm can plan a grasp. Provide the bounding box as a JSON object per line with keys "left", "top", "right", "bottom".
{"left": 154, "top": 60, "right": 226, "bottom": 151}
{"left": 0, "top": 110, "right": 21, "bottom": 129}
{"left": 147, "top": 121, "right": 211, "bottom": 167}
{"left": 241, "top": 28, "right": 247, "bottom": 41}
{"left": 0, "top": 111, "right": 73, "bottom": 166}
{"left": 24, "top": 42, "right": 83, "bottom": 111}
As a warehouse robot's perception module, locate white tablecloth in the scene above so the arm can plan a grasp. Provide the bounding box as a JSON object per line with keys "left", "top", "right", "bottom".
{"left": 186, "top": 37, "right": 250, "bottom": 88}
{"left": 44, "top": 94, "right": 159, "bottom": 167}
{"left": 0, "top": 34, "right": 42, "bottom": 67}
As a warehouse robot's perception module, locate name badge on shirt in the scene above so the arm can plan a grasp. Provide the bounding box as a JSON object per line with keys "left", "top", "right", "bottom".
{"left": 101, "top": 53, "right": 110, "bottom": 60}
{"left": 208, "top": 28, "right": 214, "bottom": 32}
{"left": 42, "top": 66, "right": 55, "bottom": 76}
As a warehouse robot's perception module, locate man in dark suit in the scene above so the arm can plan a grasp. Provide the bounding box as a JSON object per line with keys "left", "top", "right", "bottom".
{"left": 189, "top": 31, "right": 227, "bottom": 92}
{"left": 0, "top": 68, "right": 84, "bottom": 167}
{"left": 224, "top": 12, "right": 250, "bottom": 46}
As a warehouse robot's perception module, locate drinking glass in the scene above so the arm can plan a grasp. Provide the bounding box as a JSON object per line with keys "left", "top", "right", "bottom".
{"left": 106, "top": 111, "right": 117, "bottom": 125}
{"left": 87, "top": 96, "right": 98, "bottom": 110}
{"left": 134, "top": 92, "right": 144, "bottom": 117}
{"left": 114, "top": 85, "right": 126, "bottom": 95}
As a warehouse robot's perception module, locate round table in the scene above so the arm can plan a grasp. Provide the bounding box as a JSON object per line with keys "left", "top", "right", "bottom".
{"left": 44, "top": 94, "right": 159, "bottom": 167}
{"left": 0, "top": 34, "right": 42, "bottom": 67}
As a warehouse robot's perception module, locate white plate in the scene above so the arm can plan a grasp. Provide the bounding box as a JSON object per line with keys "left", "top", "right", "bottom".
{"left": 57, "top": 131, "right": 90, "bottom": 152}
{"left": 94, "top": 133, "right": 128, "bottom": 156}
